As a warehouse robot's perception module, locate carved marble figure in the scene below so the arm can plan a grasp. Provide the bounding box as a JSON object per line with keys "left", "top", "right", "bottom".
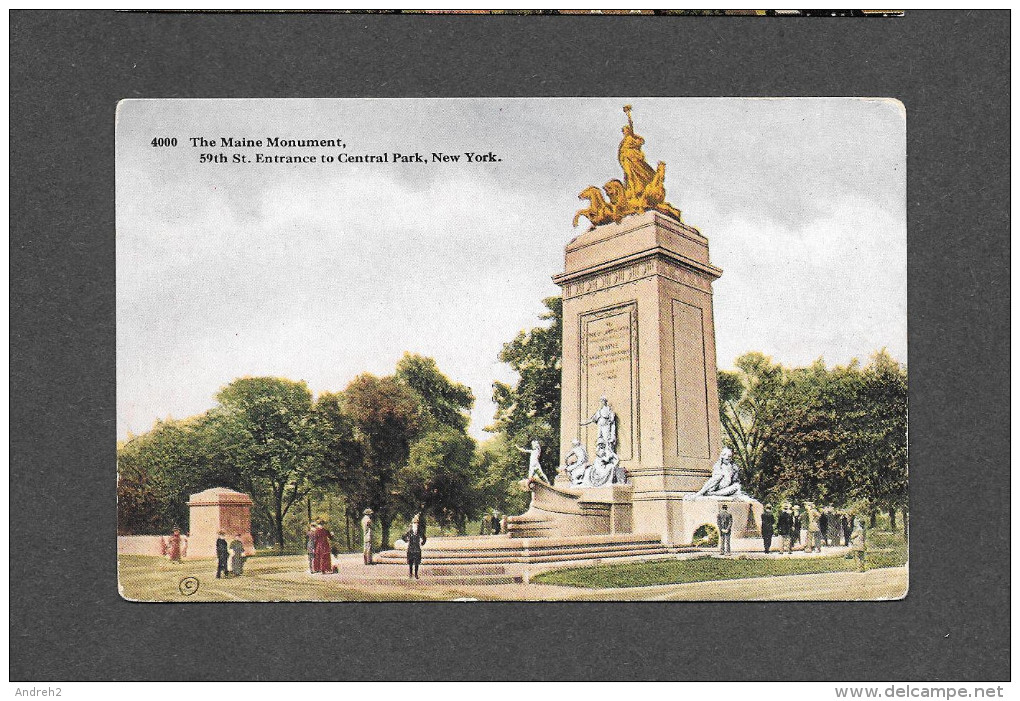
{"left": 581, "top": 396, "right": 618, "bottom": 451}
{"left": 584, "top": 441, "right": 620, "bottom": 487}
{"left": 517, "top": 440, "right": 550, "bottom": 484}
{"left": 561, "top": 438, "right": 592, "bottom": 486}
{"left": 686, "top": 447, "right": 749, "bottom": 499}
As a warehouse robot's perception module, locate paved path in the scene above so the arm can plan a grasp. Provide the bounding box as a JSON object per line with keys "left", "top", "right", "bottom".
{"left": 259, "top": 549, "right": 906, "bottom": 601}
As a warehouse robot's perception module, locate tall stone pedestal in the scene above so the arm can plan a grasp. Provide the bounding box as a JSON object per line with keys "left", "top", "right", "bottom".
{"left": 186, "top": 487, "right": 256, "bottom": 558}
{"left": 553, "top": 211, "right": 728, "bottom": 545}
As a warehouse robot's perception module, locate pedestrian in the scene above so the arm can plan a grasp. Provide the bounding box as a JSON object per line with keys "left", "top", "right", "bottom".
{"left": 818, "top": 508, "right": 829, "bottom": 546}
{"left": 306, "top": 522, "right": 317, "bottom": 573}
{"left": 849, "top": 517, "right": 867, "bottom": 572}
{"left": 841, "top": 512, "right": 852, "bottom": 546}
{"left": 167, "top": 528, "right": 183, "bottom": 563}
{"left": 777, "top": 503, "right": 795, "bottom": 554}
{"left": 804, "top": 502, "right": 822, "bottom": 553}
{"left": 311, "top": 520, "right": 333, "bottom": 574}
{"left": 215, "top": 531, "right": 230, "bottom": 579}
{"left": 717, "top": 504, "right": 733, "bottom": 555}
{"left": 403, "top": 514, "right": 427, "bottom": 579}
{"left": 361, "top": 509, "right": 374, "bottom": 565}
{"left": 229, "top": 533, "right": 245, "bottom": 576}
{"left": 479, "top": 512, "right": 491, "bottom": 536}
{"left": 793, "top": 508, "right": 802, "bottom": 548}
{"left": 492, "top": 510, "right": 501, "bottom": 535}
{"left": 826, "top": 507, "right": 841, "bottom": 547}
{"left": 761, "top": 505, "right": 775, "bottom": 554}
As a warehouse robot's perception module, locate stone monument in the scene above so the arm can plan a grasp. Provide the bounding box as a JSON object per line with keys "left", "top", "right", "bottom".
{"left": 186, "top": 487, "right": 256, "bottom": 558}
{"left": 377, "top": 106, "right": 761, "bottom": 566}
{"left": 549, "top": 106, "right": 761, "bottom": 545}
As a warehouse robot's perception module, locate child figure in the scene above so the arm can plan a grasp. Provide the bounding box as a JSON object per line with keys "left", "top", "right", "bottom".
{"left": 516, "top": 440, "right": 550, "bottom": 484}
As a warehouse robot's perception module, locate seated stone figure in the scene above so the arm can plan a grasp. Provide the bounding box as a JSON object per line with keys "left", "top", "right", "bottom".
{"left": 585, "top": 441, "right": 620, "bottom": 488}
{"left": 686, "top": 447, "right": 749, "bottom": 500}
{"left": 560, "top": 438, "right": 592, "bottom": 486}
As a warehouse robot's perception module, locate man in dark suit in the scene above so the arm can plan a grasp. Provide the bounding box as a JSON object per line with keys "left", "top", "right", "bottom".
{"left": 761, "top": 505, "right": 775, "bottom": 554}
{"left": 403, "top": 514, "right": 427, "bottom": 579}
{"left": 215, "top": 531, "right": 230, "bottom": 579}
{"left": 777, "top": 503, "right": 794, "bottom": 554}
{"left": 717, "top": 505, "right": 733, "bottom": 555}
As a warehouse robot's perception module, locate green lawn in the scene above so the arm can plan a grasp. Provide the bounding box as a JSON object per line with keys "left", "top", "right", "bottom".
{"left": 532, "top": 529, "right": 908, "bottom": 589}
{"left": 116, "top": 554, "right": 451, "bottom": 602}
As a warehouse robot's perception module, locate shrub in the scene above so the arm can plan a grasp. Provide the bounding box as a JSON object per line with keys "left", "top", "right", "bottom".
{"left": 692, "top": 523, "right": 719, "bottom": 547}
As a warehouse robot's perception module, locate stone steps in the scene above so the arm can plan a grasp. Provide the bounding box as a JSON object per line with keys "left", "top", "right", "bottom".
{"left": 375, "top": 534, "right": 688, "bottom": 565}
{"left": 333, "top": 573, "right": 525, "bottom": 586}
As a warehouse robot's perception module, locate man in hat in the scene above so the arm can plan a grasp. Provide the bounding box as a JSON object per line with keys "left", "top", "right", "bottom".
{"left": 361, "top": 508, "right": 374, "bottom": 565}
{"left": 777, "top": 503, "right": 795, "bottom": 554}
{"left": 717, "top": 504, "right": 733, "bottom": 555}
{"left": 215, "top": 531, "right": 230, "bottom": 579}
{"left": 805, "top": 502, "right": 823, "bottom": 553}
{"left": 761, "top": 504, "right": 775, "bottom": 554}
{"left": 403, "top": 513, "right": 427, "bottom": 579}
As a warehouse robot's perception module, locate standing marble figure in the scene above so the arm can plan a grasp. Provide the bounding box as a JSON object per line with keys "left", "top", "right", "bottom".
{"left": 361, "top": 508, "right": 374, "bottom": 565}
{"left": 581, "top": 397, "right": 617, "bottom": 451}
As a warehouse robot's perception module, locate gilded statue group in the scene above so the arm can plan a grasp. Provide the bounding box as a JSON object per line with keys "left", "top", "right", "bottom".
{"left": 573, "top": 105, "right": 684, "bottom": 229}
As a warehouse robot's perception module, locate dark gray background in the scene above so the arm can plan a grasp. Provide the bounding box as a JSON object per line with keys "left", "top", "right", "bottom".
{"left": 9, "top": 10, "right": 1009, "bottom": 681}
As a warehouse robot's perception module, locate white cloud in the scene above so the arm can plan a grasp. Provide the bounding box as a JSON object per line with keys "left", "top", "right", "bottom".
{"left": 117, "top": 98, "right": 905, "bottom": 440}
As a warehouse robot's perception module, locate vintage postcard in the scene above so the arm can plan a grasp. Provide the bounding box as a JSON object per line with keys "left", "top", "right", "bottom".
{"left": 116, "top": 97, "right": 907, "bottom": 602}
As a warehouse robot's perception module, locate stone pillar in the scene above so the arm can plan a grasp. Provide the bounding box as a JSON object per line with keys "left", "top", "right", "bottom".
{"left": 186, "top": 487, "right": 256, "bottom": 558}
{"left": 553, "top": 211, "right": 724, "bottom": 545}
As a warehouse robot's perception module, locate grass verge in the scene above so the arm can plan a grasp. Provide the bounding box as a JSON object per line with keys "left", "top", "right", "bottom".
{"left": 532, "top": 529, "right": 907, "bottom": 589}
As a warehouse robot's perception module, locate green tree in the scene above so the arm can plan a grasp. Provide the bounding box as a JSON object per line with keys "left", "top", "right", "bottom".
{"left": 342, "top": 373, "right": 424, "bottom": 548}
{"left": 476, "top": 435, "right": 530, "bottom": 516}
{"left": 717, "top": 352, "right": 786, "bottom": 494}
{"left": 487, "top": 297, "right": 562, "bottom": 505}
{"left": 838, "top": 350, "right": 908, "bottom": 523}
{"left": 308, "top": 391, "right": 366, "bottom": 541}
{"left": 397, "top": 426, "right": 482, "bottom": 533}
{"left": 723, "top": 352, "right": 908, "bottom": 516}
{"left": 213, "top": 377, "right": 324, "bottom": 552}
{"left": 116, "top": 413, "right": 231, "bottom": 534}
{"left": 395, "top": 352, "right": 475, "bottom": 432}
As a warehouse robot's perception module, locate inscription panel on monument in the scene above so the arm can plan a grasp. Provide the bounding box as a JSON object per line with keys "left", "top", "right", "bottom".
{"left": 579, "top": 302, "right": 638, "bottom": 461}
{"left": 672, "top": 299, "right": 711, "bottom": 459}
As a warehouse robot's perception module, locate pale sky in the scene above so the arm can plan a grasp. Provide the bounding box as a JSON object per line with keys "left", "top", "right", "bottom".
{"left": 116, "top": 98, "right": 906, "bottom": 440}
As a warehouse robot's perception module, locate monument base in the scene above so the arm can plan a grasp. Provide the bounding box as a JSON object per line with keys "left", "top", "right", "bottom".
{"left": 676, "top": 497, "right": 763, "bottom": 540}
{"left": 507, "top": 481, "right": 762, "bottom": 545}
